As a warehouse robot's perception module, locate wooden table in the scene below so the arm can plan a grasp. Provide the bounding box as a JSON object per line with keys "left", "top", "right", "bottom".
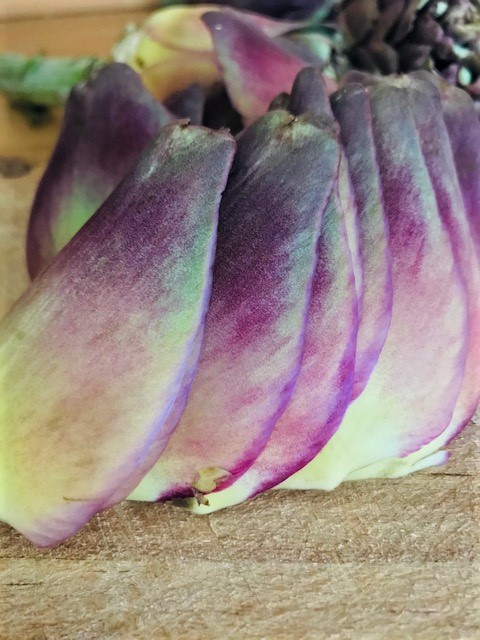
{"left": 0, "top": 10, "right": 479, "bottom": 640}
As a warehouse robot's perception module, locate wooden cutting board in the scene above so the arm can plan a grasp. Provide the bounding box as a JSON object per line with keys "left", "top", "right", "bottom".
{"left": 0, "top": 11, "right": 479, "bottom": 640}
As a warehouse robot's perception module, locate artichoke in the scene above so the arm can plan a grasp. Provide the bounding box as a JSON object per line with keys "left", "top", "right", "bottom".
{"left": 0, "top": 4, "right": 479, "bottom": 545}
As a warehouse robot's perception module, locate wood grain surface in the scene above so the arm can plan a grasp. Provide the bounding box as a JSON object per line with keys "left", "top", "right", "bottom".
{"left": 1, "top": 1, "right": 155, "bottom": 21}
{"left": 0, "top": 11, "right": 479, "bottom": 640}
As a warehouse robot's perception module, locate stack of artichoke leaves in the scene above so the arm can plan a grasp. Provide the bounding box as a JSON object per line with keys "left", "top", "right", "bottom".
{"left": 1, "top": 8, "right": 480, "bottom": 547}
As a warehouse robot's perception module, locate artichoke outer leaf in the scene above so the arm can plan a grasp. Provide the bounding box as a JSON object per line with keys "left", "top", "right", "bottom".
{"left": 289, "top": 69, "right": 364, "bottom": 322}
{"left": 435, "top": 79, "right": 480, "bottom": 260}
{"left": 288, "top": 69, "right": 388, "bottom": 398}
{"left": 27, "top": 63, "right": 173, "bottom": 279}
{"left": 0, "top": 123, "right": 235, "bottom": 546}
{"left": 280, "top": 81, "right": 468, "bottom": 491}
{"left": 345, "top": 75, "right": 480, "bottom": 482}
{"left": 188, "top": 181, "right": 358, "bottom": 514}
{"left": 331, "top": 82, "right": 393, "bottom": 399}
{"left": 129, "top": 109, "right": 340, "bottom": 502}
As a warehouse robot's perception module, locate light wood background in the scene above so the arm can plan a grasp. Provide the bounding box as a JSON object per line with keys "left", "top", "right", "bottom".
{"left": 1, "top": 1, "right": 156, "bottom": 21}
{"left": 0, "top": 10, "right": 479, "bottom": 640}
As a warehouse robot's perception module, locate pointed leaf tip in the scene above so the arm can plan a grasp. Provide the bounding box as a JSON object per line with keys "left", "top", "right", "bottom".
{"left": 288, "top": 67, "right": 330, "bottom": 117}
